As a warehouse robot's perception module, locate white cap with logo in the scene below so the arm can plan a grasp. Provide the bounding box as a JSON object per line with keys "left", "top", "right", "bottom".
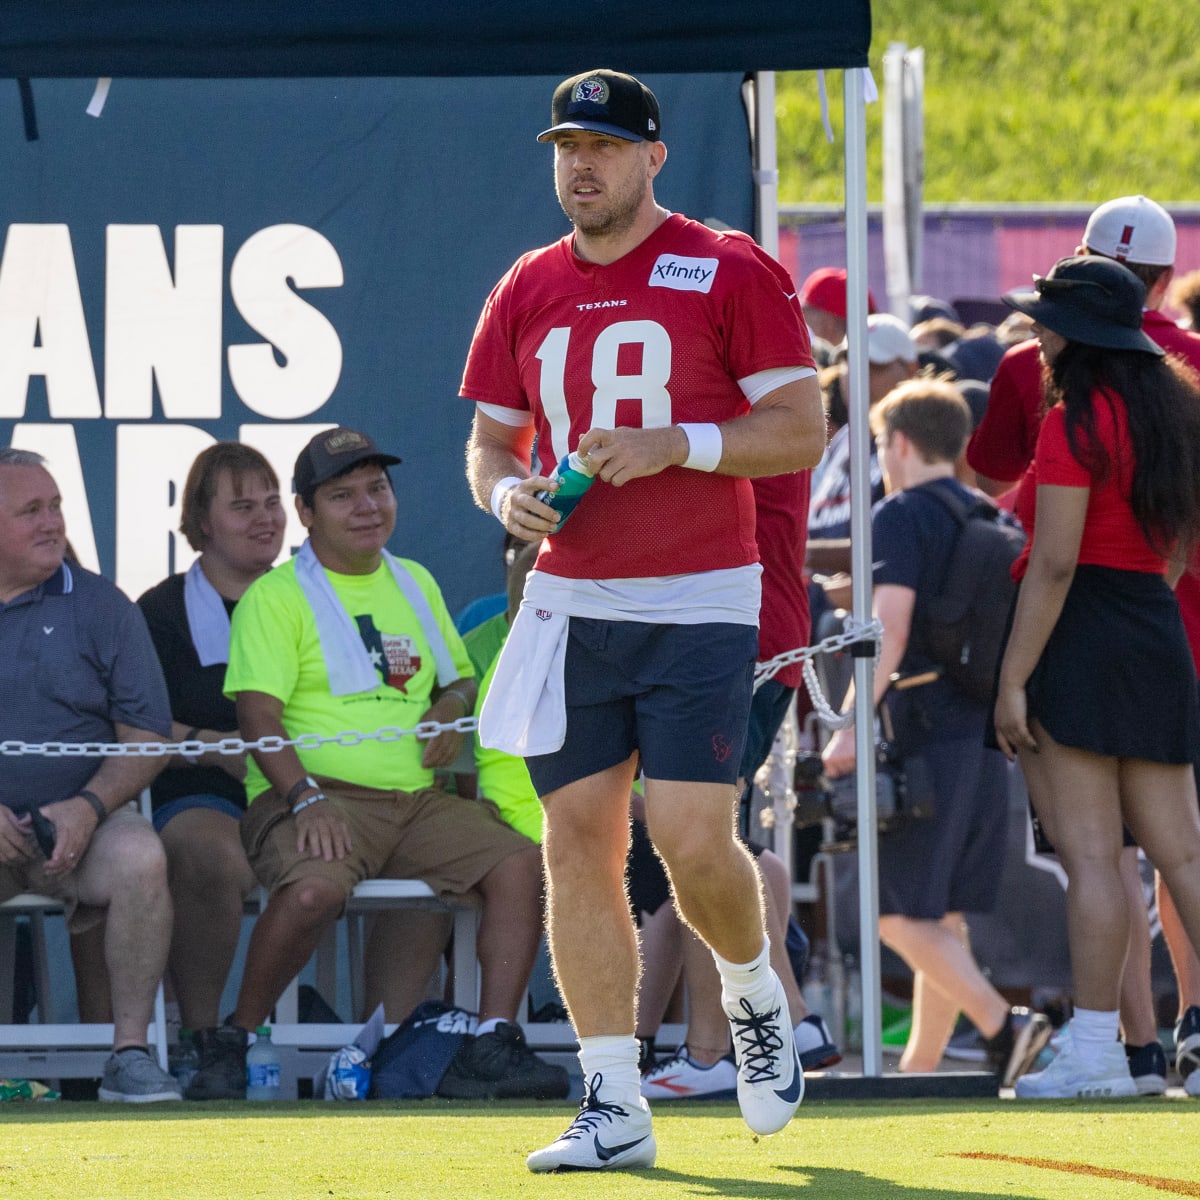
{"left": 838, "top": 313, "right": 918, "bottom": 366}
{"left": 1083, "top": 195, "right": 1176, "bottom": 267}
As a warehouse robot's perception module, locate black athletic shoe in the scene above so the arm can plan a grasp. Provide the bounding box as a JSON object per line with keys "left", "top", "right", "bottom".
{"left": 185, "top": 1025, "right": 248, "bottom": 1100}
{"left": 985, "top": 1007, "right": 1052, "bottom": 1088}
{"left": 637, "top": 1036, "right": 657, "bottom": 1075}
{"left": 1175, "top": 1005, "right": 1200, "bottom": 1083}
{"left": 436, "top": 1022, "right": 569, "bottom": 1100}
{"left": 1124, "top": 1040, "right": 1167, "bottom": 1096}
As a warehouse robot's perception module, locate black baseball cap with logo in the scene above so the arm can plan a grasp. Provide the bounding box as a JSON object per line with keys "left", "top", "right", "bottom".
{"left": 537, "top": 69, "right": 661, "bottom": 144}
{"left": 293, "top": 427, "right": 402, "bottom": 497}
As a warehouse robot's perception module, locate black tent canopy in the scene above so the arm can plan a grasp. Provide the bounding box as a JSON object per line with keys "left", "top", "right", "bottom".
{"left": 0, "top": 2, "right": 869, "bottom": 78}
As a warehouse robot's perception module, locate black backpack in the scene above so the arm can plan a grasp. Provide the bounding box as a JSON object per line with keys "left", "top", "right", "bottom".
{"left": 368, "top": 1000, "right": 475, "bottom": 1099}
{"left": 910, "top": 482, "right": 1026, "bottom": 705}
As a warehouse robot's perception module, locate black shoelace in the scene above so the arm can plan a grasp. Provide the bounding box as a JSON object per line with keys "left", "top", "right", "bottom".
{"left": 727, "top": 996, "right": 786, "bottom": 1083}
{"left": 560, "top": 1073, "right": 630, "bottom": 1142}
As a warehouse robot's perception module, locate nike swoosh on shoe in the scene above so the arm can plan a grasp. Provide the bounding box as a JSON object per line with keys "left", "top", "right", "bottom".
{"left": 594, "top": 1134, "right": 650, "bottom": 1162}
{"left": 774, "top": 1047, "right": 803, "bottom": 1103}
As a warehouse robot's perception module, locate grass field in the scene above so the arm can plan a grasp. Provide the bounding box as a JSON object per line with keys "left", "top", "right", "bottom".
{"left": 3, "top": 1097, "right": 1199, "bottom": 1200}
{"left": 775, "top": 1, "right": 1200, "bottom": 204}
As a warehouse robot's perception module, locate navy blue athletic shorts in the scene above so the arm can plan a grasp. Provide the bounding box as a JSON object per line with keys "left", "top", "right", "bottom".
{"left": 525, "top": 617, "right": 757, "bottom": 796}
{"left": 738, "top": 677, "right": 796, "bottom": 783}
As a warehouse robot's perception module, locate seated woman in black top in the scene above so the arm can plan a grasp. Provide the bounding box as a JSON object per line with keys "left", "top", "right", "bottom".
{"left": 138, "top": 443, "right": 286, "bottom": 1095}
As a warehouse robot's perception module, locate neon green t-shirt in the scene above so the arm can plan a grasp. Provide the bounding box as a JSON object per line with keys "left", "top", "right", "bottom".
{"left": 473, "top": 637, "right": 544, "bottom": 845}
{"left": 226, "top": 556, "right": 473, "bottom": 801}
{"left": 462, "top": 610, "right": 509, "bottom": 680}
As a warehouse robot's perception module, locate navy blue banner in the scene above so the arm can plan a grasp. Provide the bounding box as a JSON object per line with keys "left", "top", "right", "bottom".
{"left": 1, "top": 74, "right": 756, "bottom": 613}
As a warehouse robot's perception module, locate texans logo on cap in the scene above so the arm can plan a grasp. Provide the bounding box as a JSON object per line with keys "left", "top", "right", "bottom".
{"left": 575, "top": 78, "right": 609, "bottom": 104}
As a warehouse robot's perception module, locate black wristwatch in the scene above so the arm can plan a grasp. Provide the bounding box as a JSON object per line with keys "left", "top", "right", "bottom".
{"left": 284, "top": 775, "right": 319, "bottom": 808}
{"left": 76, "top": 788, "right": 108, "bottom": 824}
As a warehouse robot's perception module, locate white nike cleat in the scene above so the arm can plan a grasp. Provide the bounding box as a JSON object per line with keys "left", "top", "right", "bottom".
{"left": 527, "top": 1073, "right": 657, "bottom": 1173}
{"left": 724, "top": 970, "right": 804, "bottom": 1135}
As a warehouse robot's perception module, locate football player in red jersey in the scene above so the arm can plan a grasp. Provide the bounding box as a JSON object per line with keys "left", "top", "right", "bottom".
{"left": 462, "top": 69, "right": 825, "bottom": 1171}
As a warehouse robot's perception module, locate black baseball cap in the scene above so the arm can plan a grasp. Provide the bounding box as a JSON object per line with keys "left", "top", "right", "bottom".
{"left": 538, "top": 69, "right": 661, "bottom": 144}
{"left": 293, "top": 427, "right": 401, "bottom": 496}
{"left": 1003, "top": 256, "right": 1164, "bottom": 357}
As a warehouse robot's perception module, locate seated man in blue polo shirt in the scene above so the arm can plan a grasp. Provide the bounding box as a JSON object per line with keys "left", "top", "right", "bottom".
{"left": 0, "top": 446, "right": 179, "bottom": 1102}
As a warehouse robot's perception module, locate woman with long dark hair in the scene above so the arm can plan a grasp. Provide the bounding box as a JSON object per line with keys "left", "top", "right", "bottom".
{"left": 995, "top": 255, "right": 1200, "bottom": 1098}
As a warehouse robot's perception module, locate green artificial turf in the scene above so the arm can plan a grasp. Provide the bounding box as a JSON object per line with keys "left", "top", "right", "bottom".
{"left": 0, "top": 1098, "right": 1197, "bottom": 1200}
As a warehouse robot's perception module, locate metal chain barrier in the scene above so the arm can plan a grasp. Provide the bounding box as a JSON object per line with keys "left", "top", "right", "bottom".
{"left": 0, "top": 716, "right": 480, "bottom": 759}
{"left": 754, "top": 615, "right": 882, "bottom": 730}
{"left": 1, "top": 622, "right": 882, "bottom": 760}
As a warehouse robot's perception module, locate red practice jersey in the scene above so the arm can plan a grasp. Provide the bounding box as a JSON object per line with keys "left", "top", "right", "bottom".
{"left": 461, "top": 214, "right": 814, "bottom": 580}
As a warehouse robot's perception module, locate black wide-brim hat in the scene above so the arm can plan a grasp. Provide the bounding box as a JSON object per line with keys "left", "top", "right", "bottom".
{"left": 1003, "top": 255, "right": 1164, "bottom": 356}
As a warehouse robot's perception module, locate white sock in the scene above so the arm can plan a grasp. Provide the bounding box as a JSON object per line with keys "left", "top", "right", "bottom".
{"left": 712, "top": 940, "right": 775, "bottom": 1009}
{"left": 793, "top": 1015, "right": 827, "bottom": 1053}
{"left": 578, "top": 1035, "right": 644, "bottom": 1107}
{"left": 1070, "top": 1008, "right": 1120, "bottom": 1060}
{"left": 475, "top": 1018, "right": 504, "bottom": 1037}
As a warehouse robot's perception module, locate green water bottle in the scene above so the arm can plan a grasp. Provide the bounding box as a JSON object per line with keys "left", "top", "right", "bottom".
{"left": 535, "top": 450, "right": 595, "bottom": 531}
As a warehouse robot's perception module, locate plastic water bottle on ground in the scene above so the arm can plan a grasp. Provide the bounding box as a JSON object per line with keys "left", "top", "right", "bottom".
{"left": 535, "top": 451, "right": 595, "bottom": 530}
{"left": 246, "top": 1025, "right": 282, "bottom": 1101}
{"left": 802, "top": 942, "right": 834, "bottom": 1023}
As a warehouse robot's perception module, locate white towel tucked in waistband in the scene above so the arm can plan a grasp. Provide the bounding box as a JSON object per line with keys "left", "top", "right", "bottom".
{"left": 477, "top": 600, "right": 568, "bottom": 757}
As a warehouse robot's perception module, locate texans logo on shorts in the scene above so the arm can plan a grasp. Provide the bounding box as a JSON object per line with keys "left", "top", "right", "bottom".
{"left": 712, "top": 733, "right": 733, "bottom": 764}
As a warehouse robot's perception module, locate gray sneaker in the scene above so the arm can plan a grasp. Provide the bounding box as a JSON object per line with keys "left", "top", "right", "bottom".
{"left": 98, "top": 1048, "right": 183, "bottom": 1103}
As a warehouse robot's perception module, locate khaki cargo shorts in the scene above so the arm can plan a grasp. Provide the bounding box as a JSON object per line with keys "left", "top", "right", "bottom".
{"left": 241, "top": 777, "right": 535, "bottom": 906}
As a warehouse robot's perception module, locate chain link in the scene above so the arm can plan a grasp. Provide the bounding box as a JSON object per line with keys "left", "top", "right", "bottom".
{"left": 2, "top": 625, "right": 882, "bottom": 759}
{"left": 0, "top": 716, "right": 480, "bottom": 759}
{"left": 754, "top": 616, "right": 883, "bottom": 730}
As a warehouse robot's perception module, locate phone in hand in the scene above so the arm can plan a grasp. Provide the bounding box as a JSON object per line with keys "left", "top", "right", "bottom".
{"left": 28, "top": 808, "right": 56, "bottom": 859}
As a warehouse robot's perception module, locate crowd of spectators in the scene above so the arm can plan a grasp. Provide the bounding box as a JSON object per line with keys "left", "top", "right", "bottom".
{"left": 5, "top": 191, "right": 1200, "bottom": 1113}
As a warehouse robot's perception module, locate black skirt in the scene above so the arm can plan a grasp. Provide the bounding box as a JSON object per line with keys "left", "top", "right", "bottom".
{"left": 993, "top": 564, "right": 1200, "bottom": 764}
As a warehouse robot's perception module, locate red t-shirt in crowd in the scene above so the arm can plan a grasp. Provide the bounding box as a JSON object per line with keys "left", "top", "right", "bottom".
{"left": 1011, "top": 394, "right": 1168, "bottom": 581}
{"left": 974, "top": 313, "right": 1200, "bottom": 664}
{"left": 753, "top": 471, "right": 811, "bottom": 687}
{"left": 967, "top": 339, "right": 1043, "bottom": 484}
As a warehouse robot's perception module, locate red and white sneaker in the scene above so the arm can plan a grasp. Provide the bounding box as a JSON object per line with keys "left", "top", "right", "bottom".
{"left": 640, "top": 1048, "right": 737, "bottom": 1101}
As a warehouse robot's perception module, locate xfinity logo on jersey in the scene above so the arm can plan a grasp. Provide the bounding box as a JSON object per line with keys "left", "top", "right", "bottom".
{"left": 649, "top": 255, "right": 719, "bottom": 294}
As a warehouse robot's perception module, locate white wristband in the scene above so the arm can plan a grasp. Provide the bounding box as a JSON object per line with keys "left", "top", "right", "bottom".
{"left": 489, "top": 476, "right": 523, "bottom": 521}
{"left": 679, "top": 423, "right": 723, "bottom": 472}
{"left": 292, "top": 792, "right": 327, "bottom": 816}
